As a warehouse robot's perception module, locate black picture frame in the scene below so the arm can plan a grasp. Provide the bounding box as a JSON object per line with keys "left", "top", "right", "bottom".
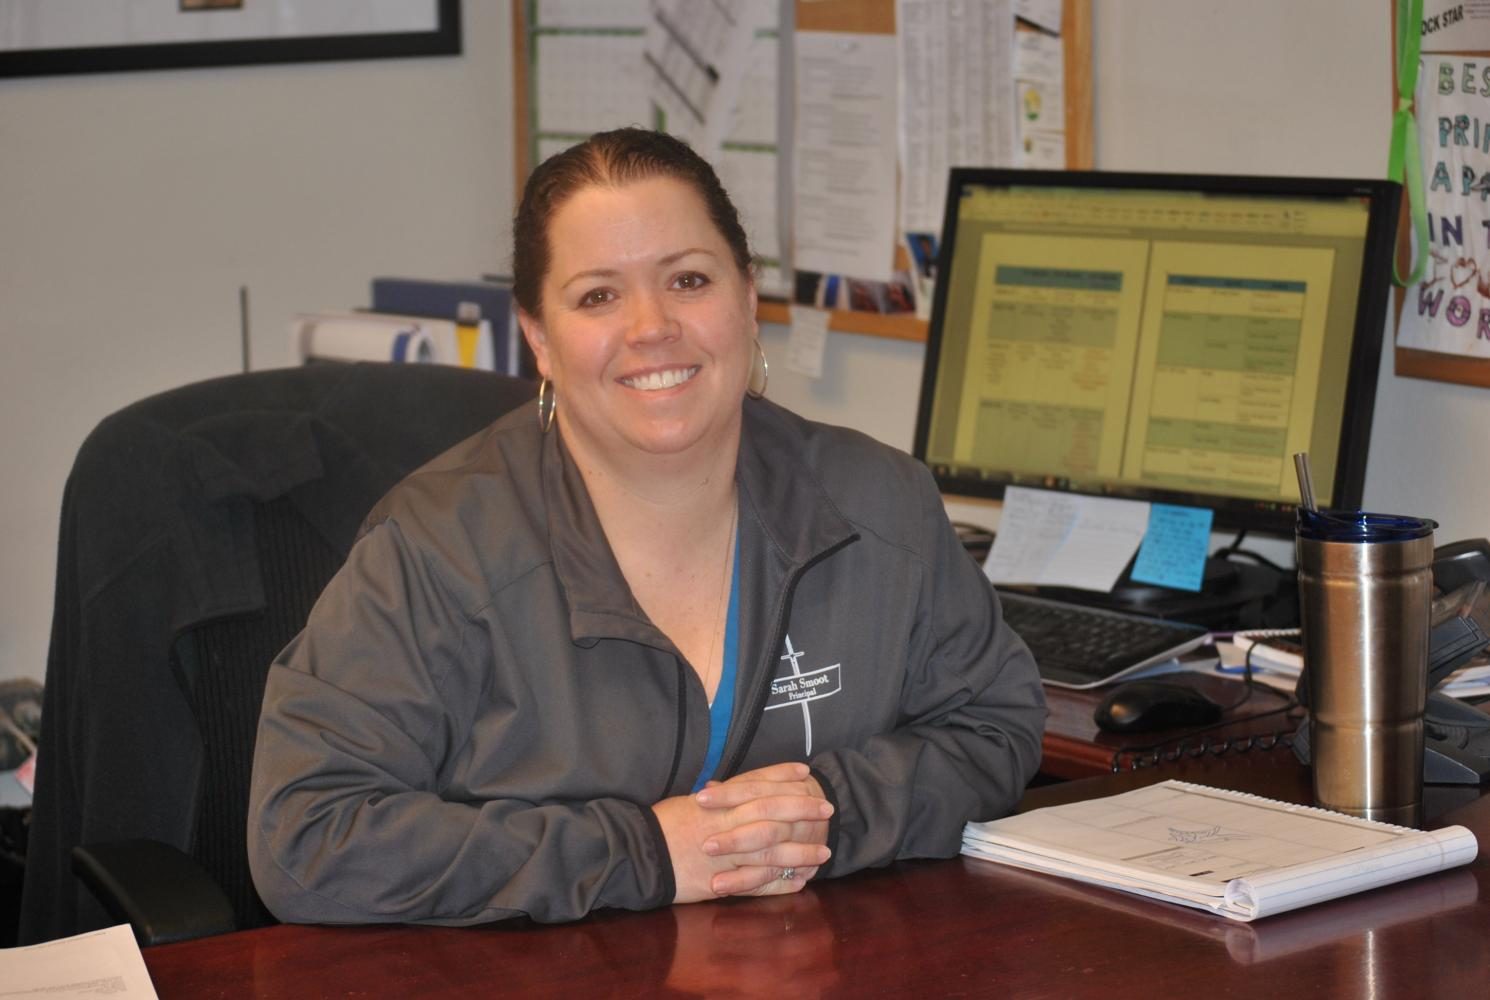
{"left": 0, "top": 0, "right": 461, "bottom": 79}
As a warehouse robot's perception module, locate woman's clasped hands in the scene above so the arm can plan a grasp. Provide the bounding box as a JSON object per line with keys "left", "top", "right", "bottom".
{"left": 652, "top": 762, "right": 832, "bottom": 903}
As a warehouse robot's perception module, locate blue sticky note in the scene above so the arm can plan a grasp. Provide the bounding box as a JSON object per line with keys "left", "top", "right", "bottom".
{"left": 1131, "top": 504, "right": 1214, "bottom": 592}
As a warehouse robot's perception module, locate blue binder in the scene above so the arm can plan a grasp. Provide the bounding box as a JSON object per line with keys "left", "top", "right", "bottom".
{"left": 369, "top": 277, "right": 530, "bottom": 376}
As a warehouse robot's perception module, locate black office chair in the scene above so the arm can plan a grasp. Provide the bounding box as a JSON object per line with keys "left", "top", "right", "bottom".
{"left": 19, "top": 363, "right": 535, "bottom": 946}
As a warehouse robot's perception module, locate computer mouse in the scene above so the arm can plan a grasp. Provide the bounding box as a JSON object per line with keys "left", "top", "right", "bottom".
{"left": 1093, "top": 680, "right": 1224, "bottom": 734}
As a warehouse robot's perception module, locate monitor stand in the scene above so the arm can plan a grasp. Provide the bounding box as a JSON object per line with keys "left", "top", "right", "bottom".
{"left": 1028, "top": 556, "right": 1297, "bottom": 631}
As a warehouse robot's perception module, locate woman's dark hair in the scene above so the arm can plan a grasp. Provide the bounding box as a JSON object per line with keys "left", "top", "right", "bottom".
{"left": 512, "top": 128, "right": 754, "bottom": 316}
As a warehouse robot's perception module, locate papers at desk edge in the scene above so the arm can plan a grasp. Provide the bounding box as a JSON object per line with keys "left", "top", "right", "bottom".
{"left": 0, "top": 923, "right": 159, "bottom": 999}
{"left": 1219, "top": 636, "right": 1490, "bottom": 700}
{"left": 962, "top": 780, "right": 1479, "bottom": 922}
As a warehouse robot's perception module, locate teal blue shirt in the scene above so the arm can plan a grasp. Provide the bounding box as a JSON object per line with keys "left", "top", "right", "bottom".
{"left": 691, "top": 534, "right": 741, "bottom": 793}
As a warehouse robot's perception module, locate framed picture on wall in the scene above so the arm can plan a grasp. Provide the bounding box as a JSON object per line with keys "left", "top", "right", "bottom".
{"left": 0, "top": 0, "right": 460, "bottom": 79}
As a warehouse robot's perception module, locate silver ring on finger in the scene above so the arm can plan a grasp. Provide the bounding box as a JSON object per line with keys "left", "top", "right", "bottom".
{"left": 780, "top": 867, "right": 798, "bottom": 881}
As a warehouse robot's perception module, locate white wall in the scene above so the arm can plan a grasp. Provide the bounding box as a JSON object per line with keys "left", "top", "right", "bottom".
{"left": 0, "top": 4, "right": 514, "bottom": 684}
{"left": 3, "top": 0, "right": 1485, "bottom": 686}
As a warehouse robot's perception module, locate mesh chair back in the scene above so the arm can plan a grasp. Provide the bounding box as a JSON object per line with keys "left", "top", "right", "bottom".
{"left": 171, "top": 497, "right": 344, "bottom": 931}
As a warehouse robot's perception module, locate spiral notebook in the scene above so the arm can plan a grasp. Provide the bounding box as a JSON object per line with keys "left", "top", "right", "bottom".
{"left": 962, "top": 781, "right": 1479, "bottom": 922}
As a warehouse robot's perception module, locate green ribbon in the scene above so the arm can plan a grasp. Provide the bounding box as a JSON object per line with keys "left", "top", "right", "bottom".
{"left": 1389, "top": 0, "right": 1427, "bottom": 286}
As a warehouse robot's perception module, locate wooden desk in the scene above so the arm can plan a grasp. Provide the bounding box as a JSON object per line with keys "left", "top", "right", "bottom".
{"left": 1040, "top": 668, "right": 1303, "bottom": 779}
{"left": 142, "top": 754, "right": 1490, "bottom": 999}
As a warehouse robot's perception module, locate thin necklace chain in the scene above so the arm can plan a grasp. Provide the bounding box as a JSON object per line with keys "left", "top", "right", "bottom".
{"left": 703, "top": 492, "right": 738, "bottom": 707}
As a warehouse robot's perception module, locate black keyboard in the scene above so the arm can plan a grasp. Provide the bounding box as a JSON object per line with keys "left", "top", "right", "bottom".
{"left": 997, "top": 591, "right": 1211, "bottom": 689}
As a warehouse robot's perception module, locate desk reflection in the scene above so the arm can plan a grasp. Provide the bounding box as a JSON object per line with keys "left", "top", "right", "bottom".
{"left": 977, "top": 858, "right": 1478, "bottom": 983}
{"left": 665, "top": 894, "right": 840, "bottom": 998}
{"left": 147, "top": 854, "right": 1488, "bottom": 1000}
{"left": 232, "top": 893, "right": 843, "bottom": 998}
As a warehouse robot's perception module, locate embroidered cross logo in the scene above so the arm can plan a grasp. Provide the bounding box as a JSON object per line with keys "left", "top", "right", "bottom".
{"left": 780, "top": 636, "right": 814, "bottom": 755}
{"left": 766, "top": 635, "right": 842, "bottom": 756}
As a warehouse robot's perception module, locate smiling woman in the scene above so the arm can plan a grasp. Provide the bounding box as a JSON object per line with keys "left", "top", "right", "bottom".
{"left": 246, "top": 128, "right": 1046, "bottom": 927}
{"left": 519, "top": 175, "right": 758, "bottom": 473}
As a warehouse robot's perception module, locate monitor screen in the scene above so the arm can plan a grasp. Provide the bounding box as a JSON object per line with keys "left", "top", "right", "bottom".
{"left": 913, "top": 170, "right": 1401, "bottom": 537}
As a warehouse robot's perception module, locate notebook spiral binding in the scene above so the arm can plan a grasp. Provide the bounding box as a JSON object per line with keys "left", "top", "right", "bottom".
{"left": 1111, "top": 729, "right": 1298, "bottom": 773}
{"left": 1110, "top": 633, "right": 1310, "bottom": 772}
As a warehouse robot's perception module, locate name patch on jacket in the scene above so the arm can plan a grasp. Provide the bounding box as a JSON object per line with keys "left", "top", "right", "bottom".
{"left": 766, "top": 636, "right": 840, "bottom": 754}
{"left": 765, "top": 635, "right": 842, "bottom": 710}
{"left": 765, "top": 663, "right": 841, "bottom": 709}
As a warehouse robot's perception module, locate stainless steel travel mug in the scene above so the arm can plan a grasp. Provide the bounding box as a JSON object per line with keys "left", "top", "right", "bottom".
{"left": 1297, "top": 509, "right": 1436, "bottom": 826}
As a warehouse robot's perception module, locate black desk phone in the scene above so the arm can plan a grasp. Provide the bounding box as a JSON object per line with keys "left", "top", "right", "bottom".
{"left": 1293, "top": 538, "right": 1490, "bottom": 785}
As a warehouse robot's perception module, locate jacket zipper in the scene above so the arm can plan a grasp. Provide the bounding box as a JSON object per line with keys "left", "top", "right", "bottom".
{"left": 718, "top": 534, "right": 858, "bottom": 778}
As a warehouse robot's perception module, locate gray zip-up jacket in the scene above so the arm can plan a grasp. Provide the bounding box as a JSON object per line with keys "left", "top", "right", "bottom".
{"left": 248, "top": 397, "right": 1045, "bottom": 926}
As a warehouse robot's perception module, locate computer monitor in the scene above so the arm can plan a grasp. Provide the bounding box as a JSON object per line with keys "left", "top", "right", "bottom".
{"left": 913, "top": 170, "right": 1401, "bottom": 538}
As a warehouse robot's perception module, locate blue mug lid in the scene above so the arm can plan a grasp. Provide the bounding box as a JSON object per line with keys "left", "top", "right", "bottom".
{"left": 1297, "top": 508, "right": 1437, "bottom": 543}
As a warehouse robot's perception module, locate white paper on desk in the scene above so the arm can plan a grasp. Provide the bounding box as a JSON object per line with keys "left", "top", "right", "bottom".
{"left": 963, "top": 780, "right": 1480, "bottom": 922}
{"left": 897, "top": 0, "right": 1016, "bottom": 234}
{"left": 1442, "top": 663, "right": 1490, "bottom": 699}
{"left": 983, "top": 486, "right": 1149, "bottom": 592}
{"left": 0, "top": 923, "right": 159, "bottom": 999}
{"left": 1123, "top": 655, "right": 1221, "bottom": 682}
{"left": 793, "top": 31, "right": 898, "bottom": 282}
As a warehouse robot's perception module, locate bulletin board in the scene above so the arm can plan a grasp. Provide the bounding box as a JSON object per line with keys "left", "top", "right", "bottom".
{"left": 511, "top": 0, "right": 1093, "bottom": 344}
{"left": 1391, "top": 0, "right": 1490, "bottom": 388}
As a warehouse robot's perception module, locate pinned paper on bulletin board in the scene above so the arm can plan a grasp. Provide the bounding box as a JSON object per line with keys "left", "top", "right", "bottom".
{"left": 512, "top": 0, "right": 1093, "bottom": 346}
{"left": 792, "top": 29, "right": 900, "bottom": 283}
{"left": 512, "top": 0, "right": 791, "bottom": 297}
{"left": 784, "top": 0, "right": 1090, "bottom": 344}
{"left": 786, "top": 305, "right": 832, "bottom": 378}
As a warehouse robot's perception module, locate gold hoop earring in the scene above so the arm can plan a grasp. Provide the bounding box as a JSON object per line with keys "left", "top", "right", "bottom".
{"left": 536, "top": 377, "right": 557, "bottom": 432}
{"left": 747, "top": 340, "right": 768, "bottom": 399}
